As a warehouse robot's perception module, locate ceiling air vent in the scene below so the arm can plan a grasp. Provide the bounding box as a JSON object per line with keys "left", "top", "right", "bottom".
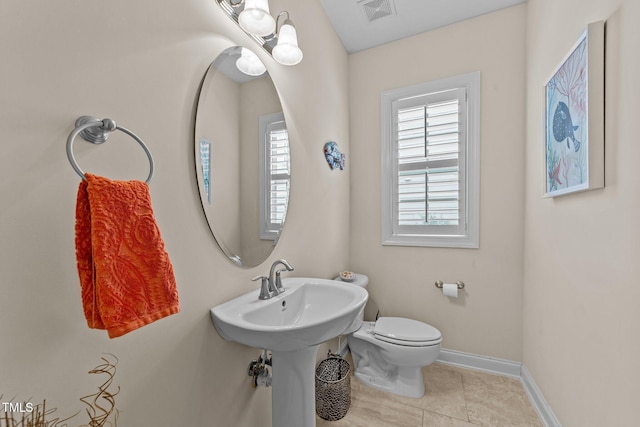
{"left": 358, "top": 0, "right": 396, "bottom": 22}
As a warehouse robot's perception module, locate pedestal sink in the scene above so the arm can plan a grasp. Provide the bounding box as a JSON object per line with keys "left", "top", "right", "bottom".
{"left": 210, "top": 277, "right": 368, "bottom": 427}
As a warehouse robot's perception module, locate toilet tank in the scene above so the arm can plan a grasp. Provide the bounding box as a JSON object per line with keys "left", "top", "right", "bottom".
{"left": 334, "top": 273, "right": 368, "bottom": 288}
{"left": 334, "top": 274, "right": 370, "bottom": 322}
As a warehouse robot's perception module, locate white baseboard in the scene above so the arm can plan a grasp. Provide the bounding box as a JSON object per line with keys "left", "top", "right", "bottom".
{"left": 520, "top": 364, "right": 562, "bottom": 427}
{"left": 437, "top": 348, "right": 522, "bottom": 378}
{"left": 437, "top": 349, "right": 561, "bottom": 427}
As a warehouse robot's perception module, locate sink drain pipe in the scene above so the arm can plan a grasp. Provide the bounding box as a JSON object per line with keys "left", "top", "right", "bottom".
{"left": 248, "top": 349, "right": 272, "bottom": 388}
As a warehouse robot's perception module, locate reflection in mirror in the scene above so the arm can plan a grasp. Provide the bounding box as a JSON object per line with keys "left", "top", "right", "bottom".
{"left": 195, "top": 46, "right": 290, "bottom": 268}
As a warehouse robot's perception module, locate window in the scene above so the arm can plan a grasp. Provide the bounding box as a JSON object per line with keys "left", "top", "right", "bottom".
{"left": 381, "top": 72, "right": 480, "bottom": 248}
{"left": 259, "top": 112, "right": 290, "bottom": 241}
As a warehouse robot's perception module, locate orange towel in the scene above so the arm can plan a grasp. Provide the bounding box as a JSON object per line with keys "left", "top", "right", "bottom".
{"left": 75, "top": 173, "right": 179, "bottom": 338}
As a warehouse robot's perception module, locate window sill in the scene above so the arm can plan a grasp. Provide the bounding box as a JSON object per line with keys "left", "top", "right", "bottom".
{"left": 382, "top": 233, "right": 479, "bottom": 249}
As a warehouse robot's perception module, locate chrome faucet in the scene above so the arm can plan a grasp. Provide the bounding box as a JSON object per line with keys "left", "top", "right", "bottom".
{"left": 269, "top": 259, "right": 294, "bottom": 295}
{"left": 251, "top": 259, "right": 294, "bottom": 300}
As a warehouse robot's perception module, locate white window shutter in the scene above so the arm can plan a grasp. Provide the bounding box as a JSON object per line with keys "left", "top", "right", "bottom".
{"left": 382, "top": 72, "right": 480, "bottom": 248}
{"left": 259, "top": 112, "right": 290, "bottom": 240}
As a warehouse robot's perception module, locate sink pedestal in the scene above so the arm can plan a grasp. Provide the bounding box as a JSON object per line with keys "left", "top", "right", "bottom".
{"left": 271, "top": 346, "right": 319, "bottom": 427}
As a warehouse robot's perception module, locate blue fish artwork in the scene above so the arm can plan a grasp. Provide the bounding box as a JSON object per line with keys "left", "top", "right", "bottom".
{"left": 544, "top": 30, "right": 591, "bottom": 196}
{"left": 552, "top": 101, "right": 581, "bottom": 152}
{"left": 324, "top": 141, "right": 345, "bottom": 170}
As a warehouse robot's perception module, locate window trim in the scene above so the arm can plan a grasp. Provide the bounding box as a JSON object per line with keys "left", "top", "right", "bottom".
{"left": 381, "top": 71, "right": 480, "bottom": 249}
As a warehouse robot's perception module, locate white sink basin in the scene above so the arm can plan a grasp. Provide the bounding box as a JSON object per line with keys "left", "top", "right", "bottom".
{"left": 211, "top": 276, "right": 368, "bottom": 427}
{"left": 211, "top": 277, "right": 368, "bottom": 351}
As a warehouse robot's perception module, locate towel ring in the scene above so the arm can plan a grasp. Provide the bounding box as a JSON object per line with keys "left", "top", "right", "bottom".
{"left": 66, "top": 116, "right": 154, "bottom": 184}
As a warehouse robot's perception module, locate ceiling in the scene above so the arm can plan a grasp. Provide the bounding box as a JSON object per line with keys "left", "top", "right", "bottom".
{"left": 320, "top": 0, "right": 527, "bottom": 53}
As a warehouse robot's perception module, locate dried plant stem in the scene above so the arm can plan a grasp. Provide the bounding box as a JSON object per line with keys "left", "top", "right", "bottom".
{"left": 0, "top": 398, "right": 77, "bottom": 427}
{"left": 78, "top": 354, "right": 120, "bottom": 427}
{"left": 2, "top": 354, "right": 119, "bottom": 427}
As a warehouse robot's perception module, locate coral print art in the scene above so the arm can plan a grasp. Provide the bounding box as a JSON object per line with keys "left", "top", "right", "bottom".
{"left": 545, "top": 35, "right": 588, "bottom": 196}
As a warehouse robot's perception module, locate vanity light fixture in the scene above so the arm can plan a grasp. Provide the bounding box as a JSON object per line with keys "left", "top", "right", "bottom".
{"left": 238, "top": 0, "right": 276, "bottom": 36}
{"left": 272, "top": 12, "right": 303, "bottom": 66}
{"left": 216, "top": 0, "right": 303, "bottom": 66}
{"left": 236, "top": 47, "right": 267, "bottom": 76}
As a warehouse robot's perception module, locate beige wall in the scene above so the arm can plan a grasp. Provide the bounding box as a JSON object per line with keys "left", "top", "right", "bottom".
{"left": 349, "top": 5, "right": 527, "bottom": 361}
{"left": 0, "top": 0, "right": 349, "bottom": 425}
{"left": 523, "top": 0, "right": 640, "bottom": 426}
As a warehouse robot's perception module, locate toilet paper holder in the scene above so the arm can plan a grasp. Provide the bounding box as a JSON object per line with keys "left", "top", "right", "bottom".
{"left": 434, "top": 280, "right": 465, "bottom": 290}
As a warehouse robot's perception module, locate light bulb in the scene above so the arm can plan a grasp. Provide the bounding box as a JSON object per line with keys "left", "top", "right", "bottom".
{"left": 272, "top": 22, "right": 303, "bottom": 66}
{"left": 236, "top": 48, "right": 266, "bottom": 76}
{"left": 238, "top": 0, "right": 276, "bottom": 37}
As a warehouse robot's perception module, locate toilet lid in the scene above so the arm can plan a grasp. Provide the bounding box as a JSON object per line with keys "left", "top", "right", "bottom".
{"left": 373, "top": 317, "right": 442, "bottom": 345}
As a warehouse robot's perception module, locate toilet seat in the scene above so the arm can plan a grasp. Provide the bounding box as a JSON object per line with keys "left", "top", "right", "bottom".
{"left": 373, "top": 317, "right": 442, "bottom": 347}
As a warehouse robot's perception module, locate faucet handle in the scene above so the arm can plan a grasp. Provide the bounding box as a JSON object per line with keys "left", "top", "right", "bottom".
{"left": 252, "top": 275, "right": 272, "bottom": 300}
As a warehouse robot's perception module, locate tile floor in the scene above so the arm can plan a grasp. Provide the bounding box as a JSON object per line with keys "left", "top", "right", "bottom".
{"left": 316, "top": 362, "right": 543, "bottom": 427}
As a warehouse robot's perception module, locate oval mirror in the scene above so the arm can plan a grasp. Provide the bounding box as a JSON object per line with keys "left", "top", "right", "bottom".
{"left": 195, "top": 46, "right": 291, "bottom": 268}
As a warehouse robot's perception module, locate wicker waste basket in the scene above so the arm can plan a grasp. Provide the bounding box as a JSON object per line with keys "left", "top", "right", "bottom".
{"left": 315, "top": 356, "right": 351, "bottom": 421}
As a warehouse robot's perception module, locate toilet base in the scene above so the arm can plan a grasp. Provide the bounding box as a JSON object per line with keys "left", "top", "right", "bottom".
{"left": 353, "top": 366, "right": 425, "bottom": 398}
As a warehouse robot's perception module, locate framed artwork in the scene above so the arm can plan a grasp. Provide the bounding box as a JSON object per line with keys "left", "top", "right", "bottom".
{"left": 544, "top": 21, "right": 605, "bottom": 197}
{"left": 199, "top": 139, "right": 212, "bottom": 204}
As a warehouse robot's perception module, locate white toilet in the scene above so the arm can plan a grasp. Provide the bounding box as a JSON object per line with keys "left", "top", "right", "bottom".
{"left": 336, "top": 274, "right": 442, "bottom": 398}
